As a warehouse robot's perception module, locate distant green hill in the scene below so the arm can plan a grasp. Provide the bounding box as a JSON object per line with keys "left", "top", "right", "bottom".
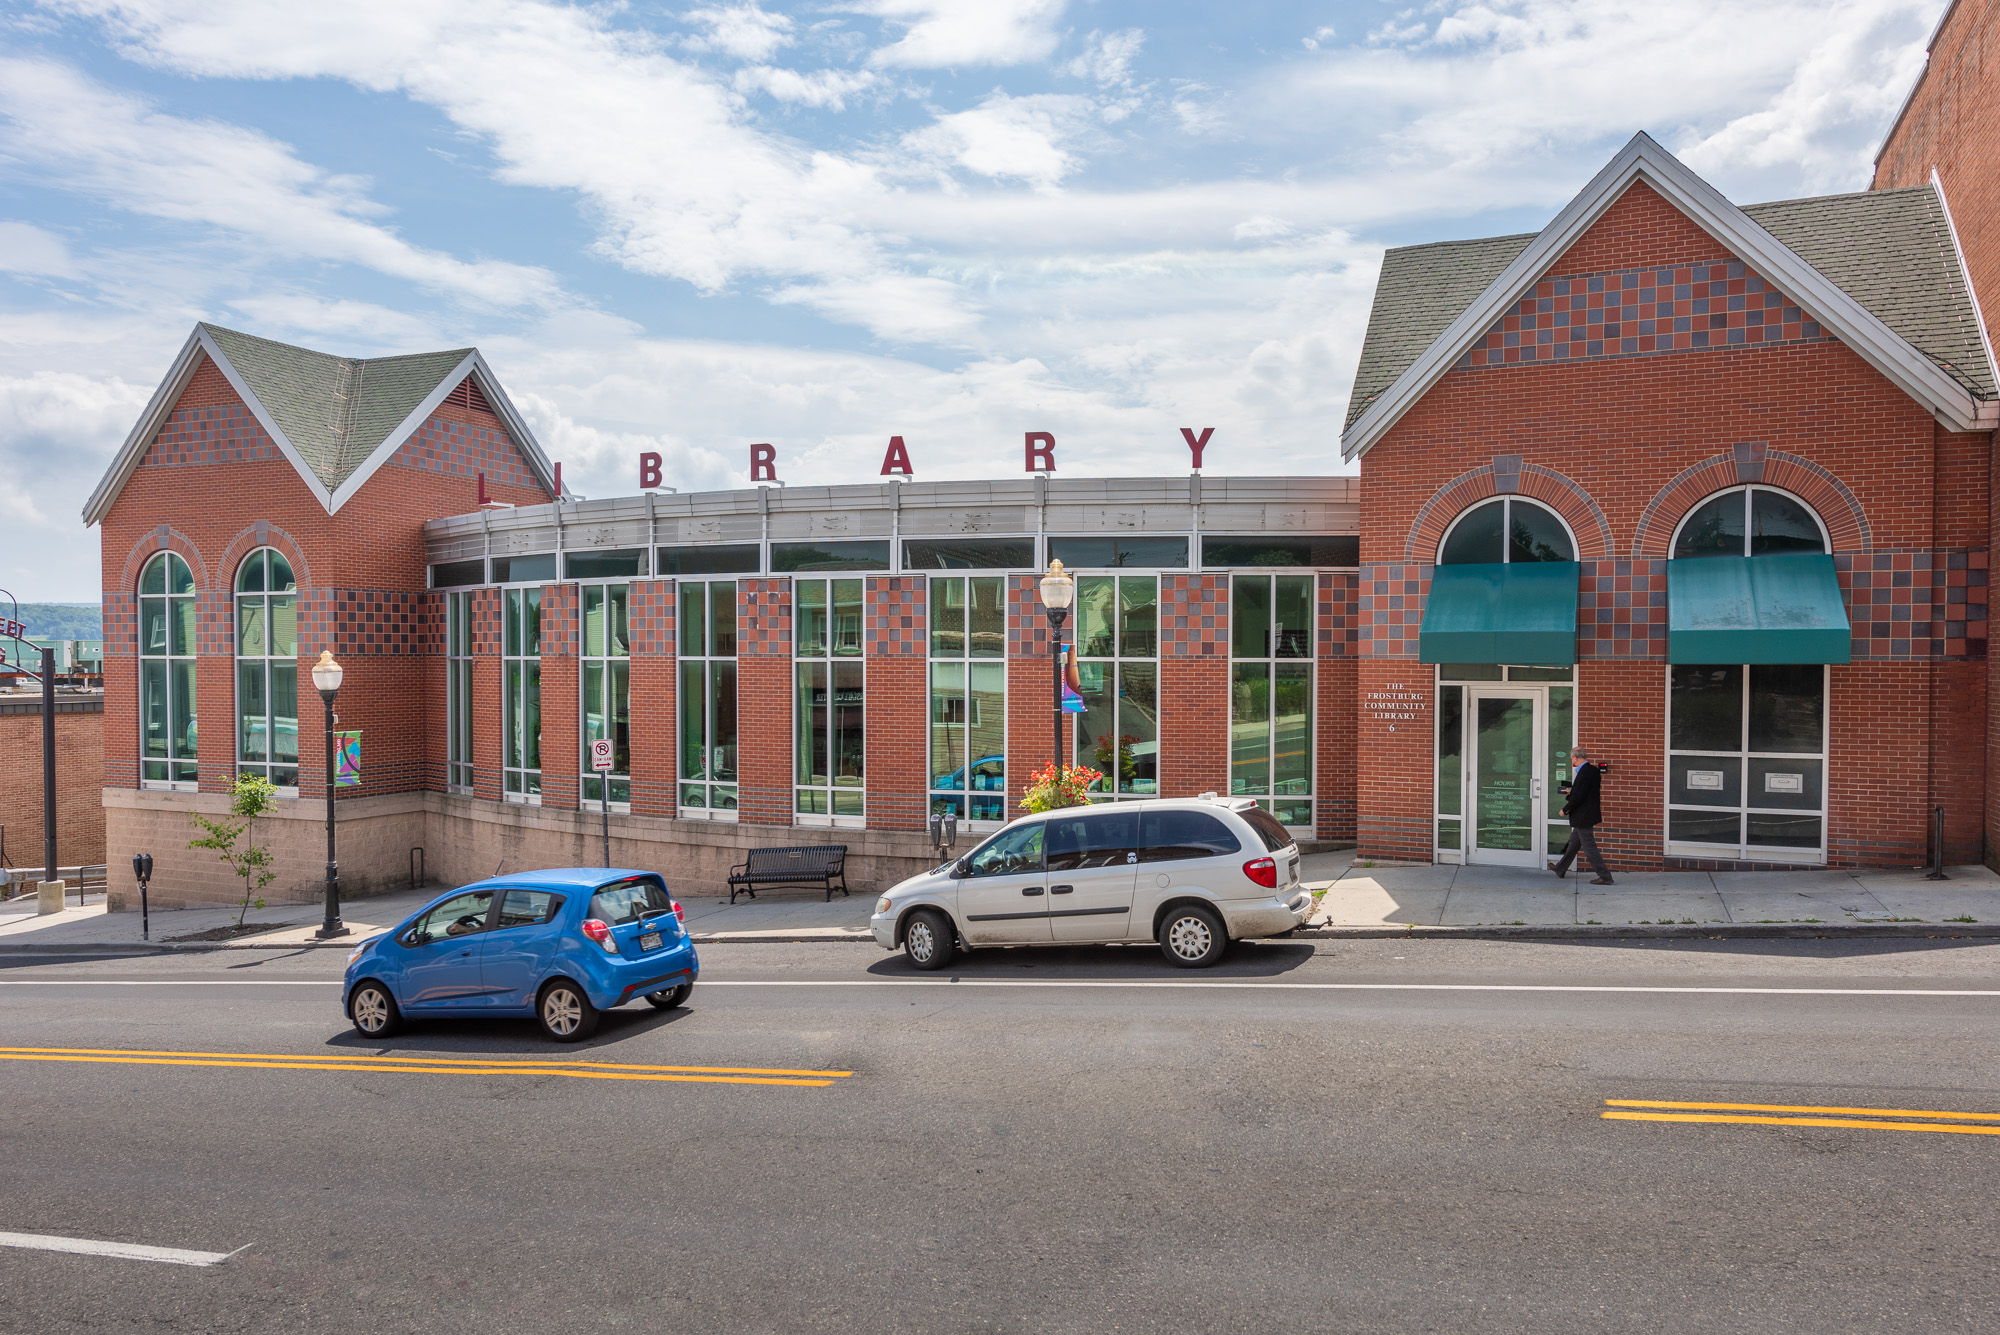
{"left": 8, "top": 603, "right": 101, "bottom": 639}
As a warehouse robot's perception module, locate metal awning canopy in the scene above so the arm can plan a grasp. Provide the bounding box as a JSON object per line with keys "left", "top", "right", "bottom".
{"left": 1666, "top": 553, "right": 1851, "bottom": 664}
{"left": 1418, "top": 561, "right": 1580, "bottom": 665}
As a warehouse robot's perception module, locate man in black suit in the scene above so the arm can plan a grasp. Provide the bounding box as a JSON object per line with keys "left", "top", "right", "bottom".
{"left": 1549, "top": 744, "right": 1613, "bottom": 885}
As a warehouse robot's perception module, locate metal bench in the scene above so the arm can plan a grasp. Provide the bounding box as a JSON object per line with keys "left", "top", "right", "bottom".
{"left": 727, "top": 845, "right": 849, "bottom": 904}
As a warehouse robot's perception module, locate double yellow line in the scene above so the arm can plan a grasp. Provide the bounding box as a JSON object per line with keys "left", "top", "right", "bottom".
{"left": 0, "top": 1046, "right": 851, "bottom": 1088}
{"left": 1605, "top": 1098, "right": 2000, "bottom": 1137}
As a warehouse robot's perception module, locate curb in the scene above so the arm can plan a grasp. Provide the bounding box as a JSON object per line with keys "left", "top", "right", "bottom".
{"left": 4, "top": 923, "right": 2000, "bottom": 954}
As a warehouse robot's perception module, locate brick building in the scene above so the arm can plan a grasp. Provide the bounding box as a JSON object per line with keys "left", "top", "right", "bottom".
{"left": 1343, "top": 133, "right": 1995, "bottom": 870}
{"left": 85, "top": 324, "right": 1359, "bottom": 909}
{"left": 0, "top": 692, "right": 104, "bottom": 874}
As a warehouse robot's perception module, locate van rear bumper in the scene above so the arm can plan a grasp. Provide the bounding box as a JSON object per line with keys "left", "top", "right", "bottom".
{"left": 1221, "top": 890, "right": 1315, "bottom": 939}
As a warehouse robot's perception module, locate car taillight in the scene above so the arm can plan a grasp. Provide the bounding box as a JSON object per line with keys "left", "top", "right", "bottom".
{"left": 1243, "top": 857, "right": 1278, "bottom": 889}
{"left": 672, "top": 900, "right": 685, "bottom": 925}
{"left": 581, "top": 918, "right": 618, "bottom": 953}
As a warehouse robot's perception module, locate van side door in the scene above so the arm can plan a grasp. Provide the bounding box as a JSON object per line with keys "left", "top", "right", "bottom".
{"left": 954, "top": 822, "right": 1050, "bottom": 944}
{"left": 1045, "top": 809, "right": 1139, "bottom": 942}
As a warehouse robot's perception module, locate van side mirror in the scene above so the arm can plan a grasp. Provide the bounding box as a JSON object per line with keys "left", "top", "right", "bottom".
{"left": 951, "top": 858, "right": 969, "bottom": 878}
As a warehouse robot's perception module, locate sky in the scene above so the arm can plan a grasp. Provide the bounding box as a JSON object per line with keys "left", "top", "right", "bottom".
{"left": 0, "top": 0, "right": 1949, "bottom": 601}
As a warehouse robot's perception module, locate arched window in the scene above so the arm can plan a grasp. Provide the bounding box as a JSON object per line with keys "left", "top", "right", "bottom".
{"left": 139, "top": 551, "right": 197, "bottom": 787}
{"left": 1438, "top": 497, "right": 1576, "bottom": 565}
{"left": 235, "top": 548, "right": 299, "bottom": 788}
{"left": 1672, "top": 486, "right": 1828, "bottom": 558}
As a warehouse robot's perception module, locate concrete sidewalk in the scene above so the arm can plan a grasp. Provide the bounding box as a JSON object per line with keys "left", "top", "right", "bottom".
{"left": 5, "top": 850, "right": 1999, "bottom": 951}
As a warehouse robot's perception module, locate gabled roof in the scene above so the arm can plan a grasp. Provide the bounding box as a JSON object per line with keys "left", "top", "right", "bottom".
{"left": 82, "top": 323, "right": 559, "bottom": 525}
{"left": 1341, "top": 133, "right": 2000, "bottom": 458}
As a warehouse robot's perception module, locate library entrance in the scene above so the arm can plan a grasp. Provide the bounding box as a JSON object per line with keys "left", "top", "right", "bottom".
{"left": 1435, "top": 667, "right": 1575, "bottom": 867}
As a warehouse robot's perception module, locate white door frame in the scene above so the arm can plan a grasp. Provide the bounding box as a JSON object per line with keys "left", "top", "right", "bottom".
{"left": 1464, "top": 686, "right": 1546, "bottom": 868}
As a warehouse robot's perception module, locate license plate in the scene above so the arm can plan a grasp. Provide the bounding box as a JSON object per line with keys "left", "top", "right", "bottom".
{"left": 638, "top": 931, "right": 663, "bottom": 953}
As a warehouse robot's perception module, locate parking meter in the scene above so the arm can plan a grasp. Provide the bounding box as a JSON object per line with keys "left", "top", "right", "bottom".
{"left": 132, "top": 852, "right": 154, "bottom": 941}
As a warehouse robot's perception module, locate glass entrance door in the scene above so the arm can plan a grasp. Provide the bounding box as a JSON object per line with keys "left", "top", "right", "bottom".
{"left": 1467, "top": 689, "right": 1544, "bottom": 867}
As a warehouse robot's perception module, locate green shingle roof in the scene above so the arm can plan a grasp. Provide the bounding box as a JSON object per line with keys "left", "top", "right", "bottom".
{"left": 202, "top": 324, "right": 475, "bottom": 490}
{"left": 1344, "top": 182, "right": 1995, "bottom": 430}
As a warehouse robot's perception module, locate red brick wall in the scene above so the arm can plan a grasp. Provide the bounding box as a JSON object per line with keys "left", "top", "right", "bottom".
{"left": 1356, "top": 179, "right": 1993, "bottom": 868}
{"left": 0, "top": 704, "right": 106, "bottom": 871}
{"left": 627, "top": 580, "right": 677, "bottom": 818}
{"left": 865, "top": 577, "right": 927, "bottom": 831}
{"left": 99, "top": 355, "right": 551, "bottom": 814}
{"left": 736, "top": 579, "right": 792, "bottom": 825}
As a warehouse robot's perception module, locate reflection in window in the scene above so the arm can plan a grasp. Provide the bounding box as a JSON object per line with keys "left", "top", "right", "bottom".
{"left": 1072, "top": 575, "right": 1158, "bottom": 798}
{"left": 140, "top": 551, "right": 198, "bottom": 787}
{"left": 1438, "top": 498, "right": 1576, "bottom": 565}
{"left": 1230, "top": 574, "right": 1314, "bottom": 828}
{"left": 503, "top": 587, "right": 543, "bottom": 799}
{"left": 1667, "top": 663, "right": 1826, "bottom": 857}
{"left": 234, "top": 548, "right": 298, "bottom": 788}
{"left": 1673, "top": 487, "right": 1827, "bottom": 559}
{"left": 679, "top": 580, "right": 739, "bottom": 818}
{"left": 446, "top": 592, "right": 473, "bottom": 790}
{"left": 796, "top": 578, "right": 865, "bottom": 820}
{"left": 929, "top": 576, "right": 1006, "bottom": 824}
{"left": 579, "top": 583, "right": 630, "bottom": 805}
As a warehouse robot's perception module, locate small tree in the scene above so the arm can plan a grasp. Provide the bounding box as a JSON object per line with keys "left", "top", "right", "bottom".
{"left": 1018, "top": 762, "right": 1104, "bottom": 814}
{"left": 189, "top": 774, "right": 280, "bottom": 929}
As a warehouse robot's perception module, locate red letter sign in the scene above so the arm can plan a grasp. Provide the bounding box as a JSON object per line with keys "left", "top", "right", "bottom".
{"left": 1180, "top": 427, "right": 1213, "bottom": 470}
{"left": 1025, "top": 432, "right": 1055, "bottom": 473}
{"left": 750, "top": 442, "right": 777, "bottom": 482}
{"left": 639, "top": 452, "right": 663, "bottom": 489}
{"left": 476, "top": 471, "right": 490, "bottom": 505}
{"left": 880, "top": 436, "right": 913, "bottom": 477}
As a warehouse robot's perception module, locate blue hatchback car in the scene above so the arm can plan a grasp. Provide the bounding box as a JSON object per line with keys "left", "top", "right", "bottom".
{"left": 341, "top": 869, "right": 700, "bottom": 1042}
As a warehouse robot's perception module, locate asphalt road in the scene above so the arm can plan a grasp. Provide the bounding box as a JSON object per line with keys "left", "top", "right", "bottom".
{"left": 4, "top": 934, "right": 2000, "bottom": 1333}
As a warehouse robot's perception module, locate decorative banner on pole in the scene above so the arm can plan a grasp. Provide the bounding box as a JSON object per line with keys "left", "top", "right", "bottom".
{"left": 335, "top": 731, "right": 362, "bottom": 787}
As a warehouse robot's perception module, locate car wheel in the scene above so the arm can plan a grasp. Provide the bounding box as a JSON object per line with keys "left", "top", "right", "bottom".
{"left": 646, "top": 982, "right": 693, "bottom": 1009}
{"left": 904, "top": 909, "right": 957, "bottom": 971}
{"left": 349, "top": 981, "right": 402, "bottom": 1038}
{"left": 537, "top": 979, "right": 601, "bottom": 1042}
{"left": 1158, "top": 904, "right": 1228, "bottom": 968}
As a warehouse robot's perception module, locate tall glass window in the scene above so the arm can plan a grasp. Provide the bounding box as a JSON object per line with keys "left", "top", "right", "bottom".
{"left": 679, "top": 580, "right": 739, "bottom": 818}
{"left": 503, "top": 586, "right": 543, "bottom": 799}
{"left": 929, "top": 576, "right": 1007, "bottom": 823}
{"left": 1230, "top": 574, "right": 1313, "bottom": 827}
{"left": 234, "top": 548, "right": 298, "bottom": 788}
{"left": 579, "top": 583, "right": 630, "bottom": 805}
{"left": 139, "top": 551, "right": 197, "bottom": 787}
{"left": 1667, "top": 665, "right": 1827, "bottom": 859}
{"left": 1072, "top": 575, "right": 1158, "bottom": 798}
{"left": 795, "top": 577, "right": 865, "bottom": 821}
{"left": 445, "top": 591, "right": 473, "bottom": 790}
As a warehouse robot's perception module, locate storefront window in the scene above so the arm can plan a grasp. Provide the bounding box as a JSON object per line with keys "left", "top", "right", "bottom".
{"left": 233, "top": 548, "right": 298, "bottom": 789}
{"left": 1667, "top": 664, "right": 1827, "bottom": 858}
{"left": 139, "top": 551, "right": 197, "bottom": 787}
{"left": 1229, "top": 574, "right": 1313, "bottom": 827}
{"left": 503, "top": 586, "right": 542, "bottom": 799}
{"left": 796, "top": 578, "right": 864, "bottom": 821}
{"left": 929, "top": 576, "right": 1006, "bottom": 823}
{"left": 445, "top": 591, "right": 473, "bottom": 790}
{"left": 1072, "top": 575, "right": 1158, "bottom": 797}
{"left": 679, "top": 580, "right": 738, "bottom": 818}
{"left": 1439, "top": 498, "right": 1575, "bottom": 564}
{"left": 578, "top": 583, "right": 630, "bottom": 805}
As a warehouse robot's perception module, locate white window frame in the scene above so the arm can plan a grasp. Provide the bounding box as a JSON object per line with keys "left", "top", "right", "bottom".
{"left": 1663, "top": 664, "right": 1829, "bottom": 866}
{"left": 577, "top": 581, "right": 632, "bottom": 812}
{"left": 1436, "top": 496, "right": 1580, "bottom": 565}
{"left": 677, "top": 578, "right": 739, "bottom": 822}
{"left": 927, "top": 573, "right": 1010, "bottom": 831}
{"left": 1227, "top": 572, "right": 1316, "bottom": 831}
{"left": 794, "top": 576, "right": 867, "bottom": 828}
{"left": 445, "top": 591, "right": 473, "bottom": 792}
{"left": 232, "top": 547, "right": 300, "bottom": 793}
{"left": 1069, "top": 571, "right": 1161, "bottom": 802}
{"left": 501, "top": 584, "right": 543, "bottom": 804}
{"left": 138, "top": 550, "right": 198, "bottom": 792}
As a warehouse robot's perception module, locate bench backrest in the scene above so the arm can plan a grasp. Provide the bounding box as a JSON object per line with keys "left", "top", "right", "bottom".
{"left": 743, "top": 844, "right": 847, "bottom": 875}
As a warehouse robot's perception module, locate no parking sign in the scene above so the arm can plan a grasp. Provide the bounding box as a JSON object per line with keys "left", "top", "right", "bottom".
{"left": 590, "top": 738, "right": 614, "bottom": 772}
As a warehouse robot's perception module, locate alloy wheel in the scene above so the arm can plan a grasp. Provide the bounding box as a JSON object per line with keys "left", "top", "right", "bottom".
{"left": 353, "top": 987, "right": 390, "bottom": 1034}
{"left": 543, "top": 988, "right": 583, "bottom": 1036}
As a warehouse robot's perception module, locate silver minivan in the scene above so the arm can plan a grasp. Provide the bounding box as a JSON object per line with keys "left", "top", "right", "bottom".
{"left": 870, "top": 796, "right": 1314, "bottom": 969}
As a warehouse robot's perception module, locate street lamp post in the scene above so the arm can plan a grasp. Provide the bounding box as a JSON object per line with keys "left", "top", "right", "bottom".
{"left": 1037, "top": 560, "right": 1075, "bottom": 775}
{"left": 311, "top": 650, "right": 349, "bottom": 940}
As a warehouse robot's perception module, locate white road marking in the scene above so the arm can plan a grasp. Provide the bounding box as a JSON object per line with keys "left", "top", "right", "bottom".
{"left": 0, "top": 1230, "right": 250, "bottom": 1267}
{"left": 2, "top": 979, "right": 1998, "bottom": 997}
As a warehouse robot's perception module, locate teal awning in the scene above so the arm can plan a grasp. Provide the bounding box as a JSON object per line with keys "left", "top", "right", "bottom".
{"left": 1418, "top": 562, "right": 1579, "bottom": 665}
{"left": 1667, "top": 553, "right": 1851, "bottom": 664}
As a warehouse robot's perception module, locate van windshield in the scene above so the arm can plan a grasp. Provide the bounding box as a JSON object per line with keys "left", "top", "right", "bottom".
{"left": 1238, "top": 807, "right": 1296, "bottom": 853}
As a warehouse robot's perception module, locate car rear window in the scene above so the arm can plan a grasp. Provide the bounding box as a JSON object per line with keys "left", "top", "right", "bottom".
{"left": 1237, "top": 807, "right": 1296, "bottom": 853}
{"left": 1137, "top": 810, "right": 1241, "bottom": 862}
{"left": 588, "top": 878, "right": 674, "bottom": 925}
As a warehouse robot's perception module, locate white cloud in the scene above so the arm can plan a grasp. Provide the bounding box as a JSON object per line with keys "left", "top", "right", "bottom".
{"left": 855, "top": 0, "right": 1068, "bottom": 69}
{"left": 900, "top": 92, "right": 1095, "bottom": 190}
{"left": 223, "top": 291, "right": 443, "bottom": 347}
{"left": 0, "top": 222, "right": 81, "bottom": 278}
{"left": 1062, "top": 28, "right": 1144, "bottom": 86}
{"left": 0, "top": 57, "right": 561, "bottom": 309}
{"left": 0, "top": 368, "right": 155, "bottom": 599}
{"left": 1302, "top": 25, "right": 1336, "bottom": 52}
{"left": 681, "top": 3, "right": 793, "bottom": 62}
{"left": 733, "top": 63, "right": 879, "bottom": 109}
